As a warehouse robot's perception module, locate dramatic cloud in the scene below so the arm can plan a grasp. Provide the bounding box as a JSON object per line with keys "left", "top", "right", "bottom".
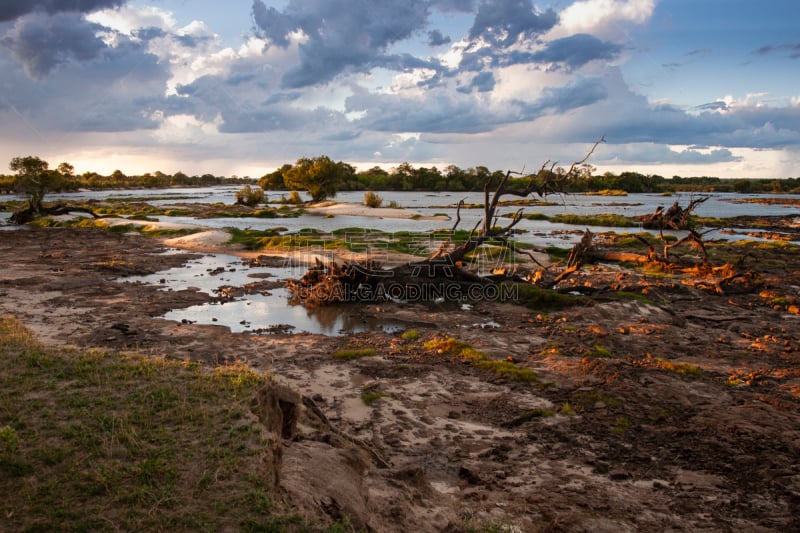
{"left": 554, "top": 0, "right": 655, "bottom": 39}
{"left": 1, "top": 12, "right": 107, "bottom": 77}
{"left": 0, "top": 0, "right": 797, "bottom": 179}
{"left": 252, "top": 0, "right": 438, "bottom": 87}
{"left": 0, "top": 0, "right": 125, "bottom": 22}
{"left": 531, "top": 33, "right": 622, "bottom": 69}
{"left": 467, "top": 0, "right": 557, "bottom": 47}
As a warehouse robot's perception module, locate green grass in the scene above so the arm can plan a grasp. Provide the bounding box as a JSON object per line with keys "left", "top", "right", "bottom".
{"left": 589, "top": 345, "right": 612, "bottom": 358}
{"left": 332, "top": 348, "right": 377, "bottom": 360}
{"left": 361, "top": 386, "right": 388, "bottom": 406}
{"left": 615, "top": 291, "right": 656, "bottom": 305}
{"left": 570, "top": 390, "right": 621, "bottom": 411}
{"left": 505, "top": 408, "right": 557, "bottom": 426}
{"left": 0, "top": 315, "right": 345, "bottom": 532}
{"left": 400, "top": 329, "right": 420, "bottom": 341}
{"left": 506, "top": 282, "right": 590, "bottom": 310}
{"left": 423, "top": 337, "right": 537, "bottom": 382}
{"left": 33, "top": 218, "right": 204, "bottom": 238}
{"left": 549, "top": 213, "right": 639, "bottom": 227}
{"left": 656, "top": 359, "right": 703, "bottom": 377}
{"left": 611, "top": 416, "right": 631, "bottom": 435}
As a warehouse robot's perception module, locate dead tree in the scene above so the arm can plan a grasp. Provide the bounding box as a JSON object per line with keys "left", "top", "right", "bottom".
{"left": 637, "top": 196, "right": 711, "bottom": 263}
{"left": 288, "top": 139, "right": 605, "bottom": 305}
{"left": 428, "top": 138, "right": 604, "bottom": 268}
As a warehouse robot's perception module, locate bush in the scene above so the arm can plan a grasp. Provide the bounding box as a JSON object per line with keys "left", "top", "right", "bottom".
{"left": 235, "top": 185, "right": 265, "bottom": 206}
{"left": 363, "top": 191, "right": 383, "bottom": 208}
{"left": 287, "top": 190, "right": 303, "bottom": 204}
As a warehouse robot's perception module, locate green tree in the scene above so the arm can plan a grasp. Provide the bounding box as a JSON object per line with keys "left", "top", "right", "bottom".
{"left": 283, "top": 155, "right": 353, "bottom": 201}
{"left": 259, "top": 164, "right": 291, "bottom": 190}
{"left": 57, "top": 162, "right": 74, "bottom": 177}
{"left": 10, "top": 156, "right": 61, "bottom": 214}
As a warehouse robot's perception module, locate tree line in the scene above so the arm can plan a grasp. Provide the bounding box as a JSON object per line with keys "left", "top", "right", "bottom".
{"left": 0, "top": 158, "right": 252, "bottom": 195}
{"left": 3, "top": 155, "right": 800, "bottom": 205}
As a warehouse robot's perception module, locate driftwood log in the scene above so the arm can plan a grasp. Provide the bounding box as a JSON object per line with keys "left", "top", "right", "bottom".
{"left": 11, "top": 203, "right": 100, "bottom": 225}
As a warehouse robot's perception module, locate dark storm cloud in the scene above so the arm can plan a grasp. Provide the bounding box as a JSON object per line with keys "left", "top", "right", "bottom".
{"left": 468, "top": 0, "right": 557, "bottom": 47}
{"left": 1, "top": 12, "right": 107, "bottom": 78}
{"left": 532, "top": 34, "right": 623, "bottom": 69}
{"left": 0, "top": 0, "right": 125, "bottom": 22}
{"left": 252, "top": 0, "right": 435, "bottom": 87}
{"left": 0, "top": 29, "right": 168, "bottom": 133}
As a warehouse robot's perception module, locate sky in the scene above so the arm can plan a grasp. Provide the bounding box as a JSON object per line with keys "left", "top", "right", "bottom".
{"left": 0, "top": 0, "right": 798, "bottom": 180}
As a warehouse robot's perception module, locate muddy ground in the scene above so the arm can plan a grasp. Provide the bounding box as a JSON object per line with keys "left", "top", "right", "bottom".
{"left": 1, "top": 225, "right": 799, "bottom": 532}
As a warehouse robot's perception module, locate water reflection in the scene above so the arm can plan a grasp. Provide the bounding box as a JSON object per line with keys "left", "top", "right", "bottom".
{"left": 127, "top": 252, "right": 410, "bottom": 335}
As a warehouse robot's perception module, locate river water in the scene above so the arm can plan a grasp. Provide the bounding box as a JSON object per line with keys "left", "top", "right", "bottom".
{"left": 2, "top": 186, "right": 798, "bottom": 334}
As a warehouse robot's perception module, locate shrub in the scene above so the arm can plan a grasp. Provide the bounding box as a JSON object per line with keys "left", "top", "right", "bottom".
{"left": 287, "top": 190, "right": 303, "bottom": 204}
{"left": 363, "top": 191, "right": 383, "bottom": 208}
{"left": 235, "top": 185, "right": 265, "bottom": 206}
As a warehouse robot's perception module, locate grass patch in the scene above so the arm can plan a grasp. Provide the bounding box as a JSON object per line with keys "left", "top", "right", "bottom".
{"left": 332, "top": 348, "right": 377, "bottom": 360}
{"left": 400, "top": 329, "right": 419, "bottom": 341}
{"left": 502, "top": 282, "right": 590, "bottom": 310}
{"left": 423, "top": 337, "right": 537, "bottom": 382}
{"left": 590, "top": 345, "right": 612, "bottom": 358}
{"left": 611, "top": 416, "right": 631, "bottom": 435}
{"left": 656, "top": 359, "right": 703, "bottom": 377}
{"left": 505, "top": 408, "right": 556, "bottom": 426}
{"left": 570, "top": 389, "right": 621, "bottom": 411}
{"left": 559, "top": 402, "right": 576, "bottom": 416}
{"left": 550, "top": 213, "right": 639, "bottom": 227}
{"left": 615, "top": 291, "right": 656, "bottom": 305}
{"left": 361, "top": 387, "right": 388, "bottom": 406}
{"left": 0, "top": 315, "right": 341, "bottom": 532}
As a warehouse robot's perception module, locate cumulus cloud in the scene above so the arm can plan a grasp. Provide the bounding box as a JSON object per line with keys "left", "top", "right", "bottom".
{"left": 0, "top": 0, "right": 125, "bottom": 23}
{"left": 551, "top": 0, "right": 654, "bottom": 40}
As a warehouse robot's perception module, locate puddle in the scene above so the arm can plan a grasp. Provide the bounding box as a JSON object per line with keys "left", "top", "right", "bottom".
{"left": 125, "top": 252, "right": 412, "bottom": 335}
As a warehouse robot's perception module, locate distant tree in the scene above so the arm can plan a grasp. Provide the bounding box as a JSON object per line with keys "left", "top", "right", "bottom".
{"left": 9, "top": 156, "right": 61, "bottom": 215}
{"left": 57, "top": 162, "right": 74, "bottom": 177}
{"left": 283, "top": 155, "right": 354, "bottom": 201}
{"left": 259, "top": 164, "right": 291, "bottom": 190}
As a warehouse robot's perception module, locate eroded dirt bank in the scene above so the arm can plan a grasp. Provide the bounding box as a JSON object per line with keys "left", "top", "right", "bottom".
{"left": 1, "top": 226, "right": 799, "bottom": 532}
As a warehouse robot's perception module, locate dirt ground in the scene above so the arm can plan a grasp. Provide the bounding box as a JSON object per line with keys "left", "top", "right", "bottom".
{"left": 1, "top": 225, "right": 799, "bottom": 532}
